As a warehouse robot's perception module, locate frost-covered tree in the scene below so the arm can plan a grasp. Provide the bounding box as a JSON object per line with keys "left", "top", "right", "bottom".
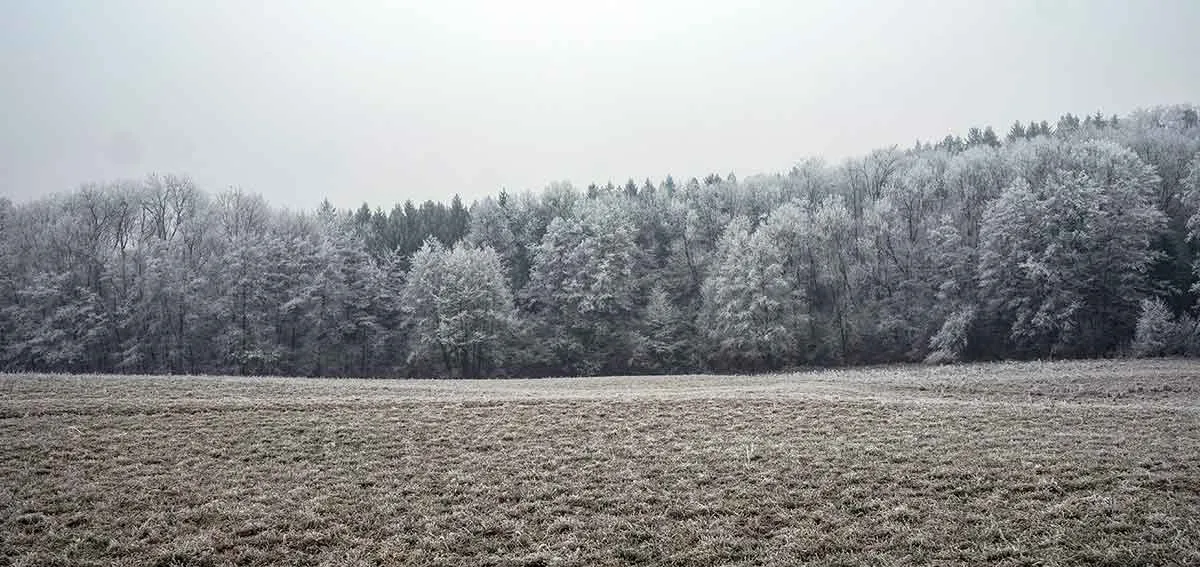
{"left": 434, "top": 244, "right": 516, "bottom": 377}
{"left": 1181, "top": 152, "right": 1200, "bottom": 295}
{"left": 980, "top": 140, "right": 1165, "bottom": 356}
{"left": 0, "top": 198, "right": 14, "bottom": 364}
{"left": 629, "top": 284, "right": 694, "bottom": 373}
{"left": 861, "top": 152, "right": 952, "bottom": 360}
{"left": 212, "top": 232, "right": 287, "bottom": 374}
{"left": 807, "top": 196, "right": 868, "bottom": 362}
{"left": 465, "top": 196, "right": 525, "bottom": 290}
{"left": 3, "top": 103, "right": 1199, "bottom": 376}
{"left": 701, "top": 217, "right": 802, "bottom": 370}
{"left": 284, "top": 219, "right": 386, "bottom": 377}
{"left": 401, "top": 239, "right": 516, "bottom": 377}
{"left": 526, "top": 197, "right": 638, "bottom": 375}
{"left": 926, "top": 306, "right": 977, "bottom": 364}
{"left": 753, "top": 201, "right": 832, "bottom": 362}
{"left": 401, "top": 238, "right": 448, "bottom": 373}
{"left": 1132, "top": 298, "right": 1175, "bottom": 357}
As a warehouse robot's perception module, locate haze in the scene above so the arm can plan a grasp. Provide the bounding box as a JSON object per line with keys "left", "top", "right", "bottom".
{"left": 2, "top": 0, "right": 1198, "bottom": 209}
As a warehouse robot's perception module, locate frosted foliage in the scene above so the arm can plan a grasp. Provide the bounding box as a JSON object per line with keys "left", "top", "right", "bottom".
{"left": 3, "top": 105, "right": 1200, "bottom": 376}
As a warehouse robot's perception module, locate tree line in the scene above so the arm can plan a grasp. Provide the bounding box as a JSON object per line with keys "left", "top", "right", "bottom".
{"left": 2, "top": 105, "right": 1199, "bottom": 377}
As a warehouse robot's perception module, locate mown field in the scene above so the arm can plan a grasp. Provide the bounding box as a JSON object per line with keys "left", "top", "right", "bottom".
{"left": 2, "top": 360, "right": 1199, "bottom": 566}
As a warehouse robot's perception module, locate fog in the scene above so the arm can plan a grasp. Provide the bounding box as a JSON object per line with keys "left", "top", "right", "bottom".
{"left": 3, "top": 0, "right": 1198, "bottom": 208}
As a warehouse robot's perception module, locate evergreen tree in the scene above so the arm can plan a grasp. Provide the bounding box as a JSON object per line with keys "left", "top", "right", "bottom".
{"left": 1006, "top": 121, "right": 1026, "bottom": 144}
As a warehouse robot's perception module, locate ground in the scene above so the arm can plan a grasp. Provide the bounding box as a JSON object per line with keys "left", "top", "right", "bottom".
{"left": 1, "top": 359, "right": 1198, "bottom": 566}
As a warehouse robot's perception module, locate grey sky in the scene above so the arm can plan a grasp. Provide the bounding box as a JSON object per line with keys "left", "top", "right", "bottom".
{"left": 2, "top": 0, "right": 1198, "bottom": 209}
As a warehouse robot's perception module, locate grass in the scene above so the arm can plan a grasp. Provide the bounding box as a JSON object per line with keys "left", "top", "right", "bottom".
{"left": 1, "top": 359, "right": 1198, "bottom": 566}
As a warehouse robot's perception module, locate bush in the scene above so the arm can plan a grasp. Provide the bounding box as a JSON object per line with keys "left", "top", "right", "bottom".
{"left": 1175, "top": 313, "right": 1200, "bottom": 356}
{"left": 925, "top": 306, "right": 977, "bottom": 364}
{"left": 1131, "top": 298, "right": 1196, "bottom": 357}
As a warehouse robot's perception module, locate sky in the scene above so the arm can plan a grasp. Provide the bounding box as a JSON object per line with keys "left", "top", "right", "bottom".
{"left": 2, "top": 0, "right": 1199, "bottom": 210}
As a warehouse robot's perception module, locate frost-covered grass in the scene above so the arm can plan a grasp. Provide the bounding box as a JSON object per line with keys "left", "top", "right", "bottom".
{"left": 2, "top": 359, "right": 1198, "bottom": 566}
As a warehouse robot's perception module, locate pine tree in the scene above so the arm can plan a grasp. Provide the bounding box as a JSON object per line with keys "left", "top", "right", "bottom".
{"left": 1006, "top": 121, "right": 1026, "bottom": 144}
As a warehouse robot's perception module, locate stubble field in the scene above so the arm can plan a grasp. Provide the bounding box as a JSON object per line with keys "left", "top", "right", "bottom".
{"left": 2, "top": 359, "right": 1199, "bottom": 566}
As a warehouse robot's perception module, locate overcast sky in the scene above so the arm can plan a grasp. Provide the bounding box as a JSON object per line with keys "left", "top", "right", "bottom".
{"left": 2, "top": 0, "right": 1198, "bottom": 209}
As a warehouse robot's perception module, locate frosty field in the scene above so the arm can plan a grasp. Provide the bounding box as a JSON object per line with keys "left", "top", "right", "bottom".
{"left": 2, "top": 360, "right": 1198, "bottom": 566}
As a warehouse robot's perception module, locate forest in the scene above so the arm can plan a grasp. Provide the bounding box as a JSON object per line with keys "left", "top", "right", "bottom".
{"left": 2, "top": 105, "right": 1199, "bottom": 378}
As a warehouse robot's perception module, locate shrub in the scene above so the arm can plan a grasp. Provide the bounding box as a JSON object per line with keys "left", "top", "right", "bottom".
{"left": 1132, "top": 298, "right": 1178, "bottom": 357}
{"left": 925, "top": 306, "right": 977, "bottom": 364}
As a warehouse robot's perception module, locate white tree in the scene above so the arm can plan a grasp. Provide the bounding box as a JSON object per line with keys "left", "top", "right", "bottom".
{"left": 526, "top": 198, "right": 638, "bottom": 374}
{"left": 465, "top": 195, "right": 523, "bottom": 288}
{"left": 806, "top": 196, "right": 868, "bottom": 361}
{"left": 400, "top": 238, "right": 447, "bottom": 373}
{"left": 980, "top": 140, "right": 1165, "bottom": 355}
{"left": 1182, "top": 152, "right": 1200, "bottom": 285}
{"left": 401, "top": 238, "right": 516, "bottom": 377}
{"left": 701, "top": 217, "right": 800, "bottom": 369}
{"left": 434, "top": 244, "right": 516, "bottom": 377}
{"left": 1132, "top": 298, "right": 1175, "bottom": 357}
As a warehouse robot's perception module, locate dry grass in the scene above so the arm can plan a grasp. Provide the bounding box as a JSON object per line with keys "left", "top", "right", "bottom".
{"left": 2, "top": 359, "right": 1198, "bottom": 566}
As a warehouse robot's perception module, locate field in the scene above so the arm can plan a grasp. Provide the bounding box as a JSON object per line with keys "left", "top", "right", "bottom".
{"left": 2, "top": 360, "right": 1199, "bottom": 566}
